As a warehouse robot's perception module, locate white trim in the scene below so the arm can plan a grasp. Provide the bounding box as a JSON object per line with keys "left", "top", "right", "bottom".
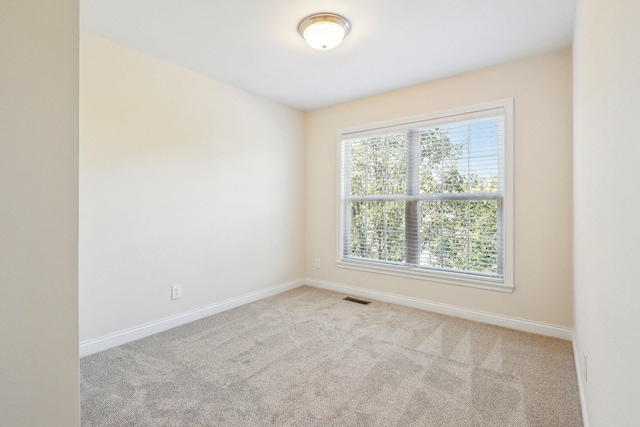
{"left": 79, "top": 279, "right": 304, "bottom": 357}
{"left": 503, "top": 98, "right": 515, "bottom": 292}
{"left": 305, "top": 278, "right": 572, "bottom": 340}
{"left": 335, "top": 98, "right": 515, "bottom": 292}
{"left": 572, "top": 332, "right": 590, "bottom": 427}
{"left": 336, "top": 260, "right": 513, "bottom": 293}
{"left": 81, "top": 275, "right": 582, "bottom": 423}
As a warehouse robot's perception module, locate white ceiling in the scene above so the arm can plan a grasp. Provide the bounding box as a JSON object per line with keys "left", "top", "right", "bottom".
{"left": 80, "top": 0, "right": 576, "bottom": 111}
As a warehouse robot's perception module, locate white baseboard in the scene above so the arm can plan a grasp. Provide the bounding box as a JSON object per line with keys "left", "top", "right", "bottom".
{"left": 305, "top": 278, "right": 573, "bottom": 340}
{"left": 81, "top": 277, "right": 582, "bottom": 420}
{"left": 81, "top": 276, "right": 573, "bottom": 353}
{"left": 79, "top": 279, "right": 304, "bottom": 357}
{"left": 572, "top": 333, "right": 590, "bottom": 427}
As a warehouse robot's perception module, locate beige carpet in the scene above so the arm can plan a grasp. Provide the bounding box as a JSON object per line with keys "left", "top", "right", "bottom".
{"left": 80, "top": 286, "right": 582, "bottom": 426}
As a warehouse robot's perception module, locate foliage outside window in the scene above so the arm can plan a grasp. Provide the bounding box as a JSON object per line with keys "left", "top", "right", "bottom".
{"left": 339, "top": 101, "right": 513, "bottom": 291}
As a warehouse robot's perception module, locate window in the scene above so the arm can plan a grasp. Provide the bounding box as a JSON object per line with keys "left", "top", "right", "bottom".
{"left": 338, "top": 100, "right": 513, "bottom": 292}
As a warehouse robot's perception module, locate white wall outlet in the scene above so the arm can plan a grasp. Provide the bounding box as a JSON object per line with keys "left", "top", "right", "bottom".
{"left": 171, "top": 284, "right": 181, "bottom": 300}
{"left": 315, "top": 258, "right": 320, "bottom": 269}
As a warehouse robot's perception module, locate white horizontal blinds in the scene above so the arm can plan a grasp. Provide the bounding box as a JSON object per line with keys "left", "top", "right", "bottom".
{"left": 417, "top": 115, "right": 504, "bottom": 278}
{"left": 342, "top": 107, "right": 505, "bottom": 281}
{"left": 343, "top": 131, "right": 408, "bottom": 264}
{"left": 406, "top": 129, "right": 421, "bottom": 266}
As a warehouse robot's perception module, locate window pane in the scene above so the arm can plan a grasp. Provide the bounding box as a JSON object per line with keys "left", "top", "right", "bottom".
{"left": 469, "top": 200, "right": 498, "bottom": 237}
{"left": 419, "top": 200, "right": 500, "bottom": 276}
{"left": 420, "top": 200, "right": 470, "bottom": 270}
{"left": 468, "top": 119, "right": 500, "bottom": 193}
{"left": 341, "top": 103, "right": 509, "bottom": 286}
{"left": 441, "top": 200, "right": 468, "bottom": 236}
{"left": 469, "top": 236, "right": 499, "bottom": 275}
{"left": 469, "top": 200, "right": 499, "bottom": 275}
{"left": 419, "top": 201, "right": 443, "bottom": 268}
{"left": 346, "top": 132, "right": 407, "bottom": 196}
{"left": 349, "top": 201, "right": 406, "bottom": 263}
{"left": 418, "top": 128, "right": 447, "bottom": 193}
{"left": 419, "top": 118, "right": 501, "bottom": 195}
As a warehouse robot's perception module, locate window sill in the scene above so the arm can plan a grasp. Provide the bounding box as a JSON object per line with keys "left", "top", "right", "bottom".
{"left": 336, "top": 259, "right": 514, "bottom": 293}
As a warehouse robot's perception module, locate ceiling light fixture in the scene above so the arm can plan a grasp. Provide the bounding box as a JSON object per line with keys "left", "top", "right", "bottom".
{"left": 298, "top": 13, "right": 351, "bottom": 51}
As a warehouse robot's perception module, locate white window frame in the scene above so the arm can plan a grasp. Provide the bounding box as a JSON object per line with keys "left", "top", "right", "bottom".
{"left": 336, "top": 99, "right": 514, "bottom": 293}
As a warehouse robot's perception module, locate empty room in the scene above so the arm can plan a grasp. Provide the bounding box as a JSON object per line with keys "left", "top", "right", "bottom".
{"left": 2, "top": 0, "right": 639, "bottom": 426}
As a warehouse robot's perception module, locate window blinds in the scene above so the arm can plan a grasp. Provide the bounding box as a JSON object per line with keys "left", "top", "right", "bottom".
{"left": 341, "top": 107, "right": 505, "bottom": 281}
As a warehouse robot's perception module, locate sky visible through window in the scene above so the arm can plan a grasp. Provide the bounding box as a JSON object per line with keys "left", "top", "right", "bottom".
{"left": 444, "top": 117, "right": 501, "bottom": 186}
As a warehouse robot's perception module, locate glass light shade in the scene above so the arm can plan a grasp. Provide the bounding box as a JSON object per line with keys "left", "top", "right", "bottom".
{"left": 298, "top": 13, "right": 351, "bottom": 51}
{"left": 303, "top": 21, "right": 345, "bottom": 50}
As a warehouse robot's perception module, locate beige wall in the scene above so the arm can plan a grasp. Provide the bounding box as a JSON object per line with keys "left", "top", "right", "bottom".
{"left": 0, "top": 1, "right": 80, "bottom": 426}
{"left": 573, "top": 0, "right": 640, "bottom": 424}
{"left": 79, "top": 33, "right": 305, "bottom": 341}
{"left": 305, "top": 49, "right": 574, "bottom": 327}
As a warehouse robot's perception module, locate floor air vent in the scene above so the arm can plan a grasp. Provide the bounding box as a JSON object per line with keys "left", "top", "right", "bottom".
{"left": 343, "top": 296, "right": 371, "bottom": 305}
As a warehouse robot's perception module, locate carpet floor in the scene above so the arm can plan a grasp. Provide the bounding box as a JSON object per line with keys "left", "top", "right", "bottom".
{"left": 81, "top": 286, "right": 582, "bottom": 426}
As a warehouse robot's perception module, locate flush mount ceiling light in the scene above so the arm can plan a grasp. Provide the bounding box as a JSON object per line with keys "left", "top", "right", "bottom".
{"left": 298, "top": 13, "right": 351, "bottom": 51}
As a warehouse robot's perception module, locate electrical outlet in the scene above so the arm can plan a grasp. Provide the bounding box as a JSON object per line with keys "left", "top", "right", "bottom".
{"left": 315, "top": 258, "right": 320, "bottom": 269}
{"left": 583, "top": 351, "right": 588, "bottom": 381}
{"left": 171, "top": 284, "right": 181, "bottom": 300}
